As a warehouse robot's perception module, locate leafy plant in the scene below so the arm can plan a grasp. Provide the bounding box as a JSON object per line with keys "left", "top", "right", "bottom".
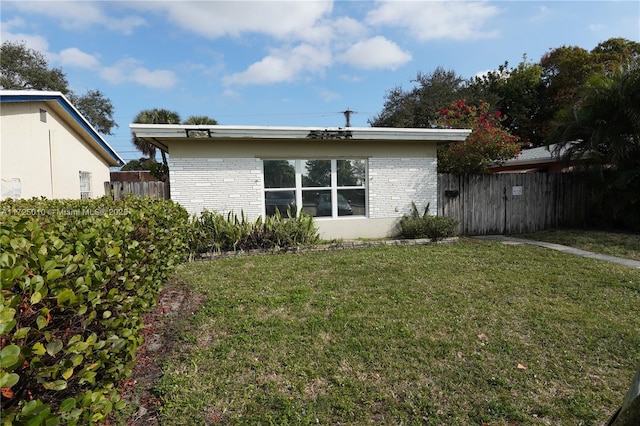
{"left": 437, "top": 100, "right": 523, "bottom": 174}
{"left": 190, "top": 209, "right": 319, "bottom": 254}
{"left": 398, "top": 202, "right": 459, "bottom": 241}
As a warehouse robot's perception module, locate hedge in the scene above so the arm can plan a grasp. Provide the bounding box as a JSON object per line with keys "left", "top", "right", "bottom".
{"left": 0, "top": 196, "right": 190, "bottom": 425}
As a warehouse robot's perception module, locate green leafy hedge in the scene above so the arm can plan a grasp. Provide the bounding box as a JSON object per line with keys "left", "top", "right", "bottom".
{"left": 0, "top": 196, "right": 190, "bottom": 425}
{"left": 398, "top": 202, "right": 459, "bottom": 241}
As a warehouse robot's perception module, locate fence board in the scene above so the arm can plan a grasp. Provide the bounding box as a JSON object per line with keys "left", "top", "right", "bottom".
{"left": 438, "top": 173, "right": 588, "bottom": 235}
{"left": 104, "top": 181, "right": 168, "bottom": 200}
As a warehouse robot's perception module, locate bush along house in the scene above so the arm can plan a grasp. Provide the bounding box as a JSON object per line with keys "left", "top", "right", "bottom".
{"left": 129, "top": 124, "right": 470, "bottom": 240}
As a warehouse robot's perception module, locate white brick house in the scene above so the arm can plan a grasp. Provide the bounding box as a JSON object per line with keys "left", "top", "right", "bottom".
{"left": 129, "top": 125, "right": 470, "bottom": 239}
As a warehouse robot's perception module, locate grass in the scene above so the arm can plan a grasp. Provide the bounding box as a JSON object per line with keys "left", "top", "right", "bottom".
{"left": 145, "top": 239, "right": 639, "bottom": 425}
{"left": 517, "top": 229, "right": 640, "bottom": 261}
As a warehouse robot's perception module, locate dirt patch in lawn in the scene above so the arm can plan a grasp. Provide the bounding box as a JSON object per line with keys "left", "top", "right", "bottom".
{"left": 115, "top": 279, "right": 205, "bottom": 425}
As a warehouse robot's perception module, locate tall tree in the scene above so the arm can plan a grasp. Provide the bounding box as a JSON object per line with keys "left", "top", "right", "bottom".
{"left": 549, "top": 59, "right": 640, "bottom": 229}
{"left": 536, "top": 45, "right": 602, "bottom": 141}
{"left": 467, "top": 57, "right": 543, "bottom": 146}
{"left": 591, "top": 38, "right": 640, "bottom": 74}
{"left": 67, "top": 89, "right": 118, "bottom": 135}
{"left": 549, "top": 60, "right": 640, "bottom": 168}
{"left": 369, "top": 67, "right": 472, "bottom": 128}
{"left": 0, "top": 41, "right": 68, "bottom": 92}
{"left": 0, "top": 41, "right": 118, "bottom": 135}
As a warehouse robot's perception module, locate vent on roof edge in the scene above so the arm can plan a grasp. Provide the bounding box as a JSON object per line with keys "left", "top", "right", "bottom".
{"left": 185, "top": 129, "right": 211, "bottom": 138}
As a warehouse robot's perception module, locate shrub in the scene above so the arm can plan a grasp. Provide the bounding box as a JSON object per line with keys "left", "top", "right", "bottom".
{"left": 398, "top": 202, "right": 459, "bottom": 241}
{"left": 190, "top": 209, "right": 320, "bottom": 254}
{"left": 0, "top": 196, "right": 190, "bottom": 425}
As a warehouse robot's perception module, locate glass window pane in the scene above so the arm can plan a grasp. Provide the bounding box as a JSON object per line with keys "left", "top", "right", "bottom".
{"left": 302, "top": 160, "right": 330, "bottom": 187}
{"left": 264, "top": 160, "right": 295, "bottom": 188}
{"left": 338, "top": 189, "right": 365, "bottom": 216}
{"left": 337, "top": 159, "right": 365, "bottom": 187}
{"left": 265, "top": 190, "right": 296, "bottom": 216}
{"left": 305, "top": 190, "right": 331, "bottom": 217}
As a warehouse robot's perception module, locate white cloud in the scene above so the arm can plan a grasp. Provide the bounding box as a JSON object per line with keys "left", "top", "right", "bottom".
{"left": 338, "top": 36, "right": 411, "bottom": 70}
{"left": 146, "top": 1, "right": 333, "bottom": 42}
{"left": 101, "top": 58, "right": 177, "bottom": 89}
{"left": 57, "top": 48, "right": 101, "bottom": 69}
{"left": 222, "top": 88, "right": 242, "bottom": 100}
{"left": 4, "top": 1, "right": 146, "bottom": 35}
{"left": 317, "top": 88, "right": 341, "bottom": 102}
{"left": 223, "top": 44, "right": 332, "bottom": 86}
{"left": 0, "top": 17, "right": 50, "bottom": 53}
{"left": 588, "top": 23, "right": 607, "bottom": 32}
{"left": 366, "top": 1, "right": 500, "bottom": 41}
{"left": 530, "top": 5, "right": 550, "bottom": 23}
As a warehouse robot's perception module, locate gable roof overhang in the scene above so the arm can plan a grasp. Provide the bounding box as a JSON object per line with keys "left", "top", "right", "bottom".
{"left": 0, "top": 90, "right": 125, "bottom": 167}
{"left": 129, "top": 124, "right": 471, "bottom": 152}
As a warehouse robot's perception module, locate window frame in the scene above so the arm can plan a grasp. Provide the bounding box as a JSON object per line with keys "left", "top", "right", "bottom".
{"left": 263, "top": 158, "right": 367, "bottom": 219}
{"left": 79, "top": 171, "right": 92, "bottom": 199}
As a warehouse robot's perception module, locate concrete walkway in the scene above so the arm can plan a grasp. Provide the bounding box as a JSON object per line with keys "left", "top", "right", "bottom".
{"left": 475, "top": 235, "right": 640, "bottom": 269}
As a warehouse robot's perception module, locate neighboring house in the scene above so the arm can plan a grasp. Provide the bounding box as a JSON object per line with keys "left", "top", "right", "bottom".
{"left": 490, "top": 143, "right": 577, "bottom": 174}
{"left": 130, "top": 124, "right": 470, "bottom": 239}
{"left": 1, "top": 90, "right": 124, "bottom": 200}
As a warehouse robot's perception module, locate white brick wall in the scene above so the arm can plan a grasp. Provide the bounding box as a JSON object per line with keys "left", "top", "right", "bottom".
{"left": 368, "top": 157, "right": 437, "bottom": 219}
{"left": 169, "top": 157, "right": 263, "bottom": 217}
{"left": 170, "top": 155, "right": 438, "bottom": 221}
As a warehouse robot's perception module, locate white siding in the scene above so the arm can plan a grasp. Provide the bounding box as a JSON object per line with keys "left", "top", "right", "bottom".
{"left": 1, "top": 101, "right": 112, "bottom": 199}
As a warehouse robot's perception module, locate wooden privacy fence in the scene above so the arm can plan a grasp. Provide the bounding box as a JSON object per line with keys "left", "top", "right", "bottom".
{"left": 438, "top": 173, "right": 589, "bottom": 235}
{"left": 104, "top": 181, "right": 168, "bottom": 200}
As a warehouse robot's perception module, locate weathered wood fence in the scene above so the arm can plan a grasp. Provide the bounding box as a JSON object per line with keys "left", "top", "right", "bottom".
{"left": 438, "top": 173, "right": 589, "bottom": 235}
{"left": 104, "top": 181, "right": 168, "bottom": 200}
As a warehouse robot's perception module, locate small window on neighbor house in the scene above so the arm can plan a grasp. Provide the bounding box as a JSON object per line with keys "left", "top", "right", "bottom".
{"left": 79, "top": 171, "right": 92, "bottom": 199}
{"left": 40, "top": 109, "right": 47, "bottom": 123}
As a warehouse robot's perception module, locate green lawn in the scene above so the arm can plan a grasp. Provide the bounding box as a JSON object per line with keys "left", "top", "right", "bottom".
{"left": 136, "top": 239, "right": 640, "bottom": 425}
{"left": 517, "top": 229, "right": 640, "bottom": 261}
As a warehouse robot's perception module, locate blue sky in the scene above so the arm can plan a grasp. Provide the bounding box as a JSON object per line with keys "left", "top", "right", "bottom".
{"left": 2, "top": 0, "right": 639, "bottom": 164}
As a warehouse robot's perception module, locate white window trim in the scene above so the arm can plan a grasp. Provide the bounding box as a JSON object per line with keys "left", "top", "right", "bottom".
{"left": 79, "top": 171, "right": 92, "bottom": 199}
{"left": 263, "top": 159, "right": 367, "bottom": 219}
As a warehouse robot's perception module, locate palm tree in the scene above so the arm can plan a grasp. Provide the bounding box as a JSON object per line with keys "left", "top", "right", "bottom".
{"left": 183, "top": 115, "right": 218, "bottom": 125}
{"left": 131, "top": 108, "right": 181, "bottom": 172}
{"left": 550, "top": 59, "right": 640, "bottom": 167}
{"left": 549, "top": 59, "right": 640, "bottom": 229}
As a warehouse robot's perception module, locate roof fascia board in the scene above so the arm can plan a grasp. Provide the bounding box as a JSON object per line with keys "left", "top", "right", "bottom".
{"left": 129, "top": 124, "right": 471, "bottom": 142}
{"left": 1, "top": 91, "right": 125, "bottom": 167}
